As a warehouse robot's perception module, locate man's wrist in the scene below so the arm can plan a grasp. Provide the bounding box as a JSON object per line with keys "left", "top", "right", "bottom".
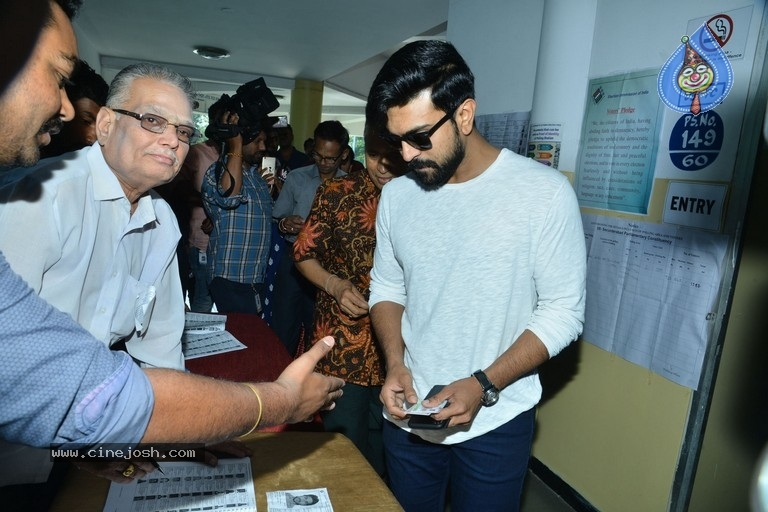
{"left": 385, "top": 360, "right": 408, "bottom": 374}
{"left": 472, "top": 370, "right": 500, "bottom": 407}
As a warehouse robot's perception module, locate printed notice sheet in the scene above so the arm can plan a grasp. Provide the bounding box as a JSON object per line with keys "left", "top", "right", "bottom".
{"left": 582, "top": 214, "right": 728, "bottom": 389}
{"left": 475, "top": 111, "right": 531, "bottom": 156}
{"left": 575, "top": 71, "right": 663, "bottom": 214}
{"left": 181, "top": 312, "right": 247, "bottom": 359}
{"left": 103, "top": 458, "right": 256, "bottom": 512}
{"left": 266, "top": 488, "right": 333, "bottom": 511}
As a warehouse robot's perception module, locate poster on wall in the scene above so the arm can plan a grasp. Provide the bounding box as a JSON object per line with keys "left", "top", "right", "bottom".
{"left": 652, "top": 6, "right": 755, "bottom": 182}
{"left": 581, "top": 213, "right": 728, "bottom": 389}
{"left": 575, "top": 71, "right": 665, "bottom": 214}
{"left": 657, "top": 23, "right": 733, "bottom": 117}
{"left": 689, "top": 6, "right": 754, "bottom": 62}
{"left": 475, "top": 111, "right": 530, "bottom": 156}
{"left": 528, "top": 123, "right": 562, "bottom": 169}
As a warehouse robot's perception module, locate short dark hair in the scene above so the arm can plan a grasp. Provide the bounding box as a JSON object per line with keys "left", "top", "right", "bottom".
{"left": 313, "top": 120, "right": 349, "bottom": 147}
{"left": 67, "top": 60, "right": 108, "bottom": 105}
{"left": 366, "top": 40, "right": 475, "bottom": 133}
{"left": 48, "top": 0, "right": 82, "bottom": 22}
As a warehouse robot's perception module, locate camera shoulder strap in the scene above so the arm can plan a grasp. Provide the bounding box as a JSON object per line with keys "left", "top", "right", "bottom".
{"left": 214, "top": 142, "right": 235, "bottom": 197}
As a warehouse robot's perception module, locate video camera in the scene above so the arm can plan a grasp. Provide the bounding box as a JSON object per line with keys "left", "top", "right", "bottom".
{"left": 204, "top": 77, "right": 280, "bottom": 144}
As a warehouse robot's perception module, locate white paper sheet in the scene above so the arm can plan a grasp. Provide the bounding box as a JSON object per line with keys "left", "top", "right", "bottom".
{"left": 103, "top": 458, "right": 256, "bottom": 512}
{"left": 184, "top": 312, "right": 227, "bottom": 332}
{"left": 181, "top": 312, "right": 247, "bottom": 359}
{"left": 582, "top": 214, "right": 728, "bottom": 389}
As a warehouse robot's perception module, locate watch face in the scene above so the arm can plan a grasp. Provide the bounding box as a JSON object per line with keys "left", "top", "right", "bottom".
{"left": 482, "top": 389, "right": 499, "bottom": 406}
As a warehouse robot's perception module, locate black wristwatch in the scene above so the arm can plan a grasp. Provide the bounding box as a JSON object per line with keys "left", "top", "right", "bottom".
{"left": 472, "top": 370, "right": 500, "bottom": 407}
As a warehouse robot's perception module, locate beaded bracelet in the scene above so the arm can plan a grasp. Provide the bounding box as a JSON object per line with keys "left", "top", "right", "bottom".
{"left": 226, "top": 152, "right": 243, "bottom": 159}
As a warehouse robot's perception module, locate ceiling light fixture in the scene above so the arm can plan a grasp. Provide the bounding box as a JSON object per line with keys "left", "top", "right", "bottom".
{"left": 193, "top": 46, "right": 231, "bottom": 60}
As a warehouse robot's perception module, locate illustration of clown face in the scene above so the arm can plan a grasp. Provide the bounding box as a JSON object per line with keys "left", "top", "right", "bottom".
{"left": 678, "top": 61, "right": 713, "bottom": 94}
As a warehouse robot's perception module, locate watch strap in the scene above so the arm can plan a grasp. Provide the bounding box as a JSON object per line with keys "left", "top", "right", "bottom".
{"left": 472, "top": 370, "right": 494, "bottom": 391}
{"left": 472, "top": 370, "right": 500, "bottom": 407}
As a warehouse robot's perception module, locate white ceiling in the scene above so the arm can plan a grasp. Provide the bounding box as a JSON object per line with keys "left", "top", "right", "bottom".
{"left": 72, "top": 1, "right": 449, "bottom": 134}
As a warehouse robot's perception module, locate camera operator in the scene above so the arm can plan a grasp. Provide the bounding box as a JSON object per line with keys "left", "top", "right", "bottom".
{"left": 200, "top": 92, "right": 276, "bottom": 314}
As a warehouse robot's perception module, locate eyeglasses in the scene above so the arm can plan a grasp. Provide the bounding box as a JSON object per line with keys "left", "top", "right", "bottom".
{"left": 312, "top": 150, "right": 345, "bottom": 164}
{"left": 386, "top": 108, "right": 456, "bottom": 151}
{"left": 112, "top": 109, "right": 198, "bottom": 144}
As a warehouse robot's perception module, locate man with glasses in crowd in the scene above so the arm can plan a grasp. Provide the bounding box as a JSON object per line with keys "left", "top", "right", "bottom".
{"left": 272, "top": 120, "right": 349, "bottom": 355}
{"left": 366, "top": 40, "right": 586, "bottom": 512}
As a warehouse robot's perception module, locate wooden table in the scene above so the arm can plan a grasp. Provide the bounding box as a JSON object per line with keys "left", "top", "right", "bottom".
{"left": 50, "top": 431, "right": 403, "bottom": 511}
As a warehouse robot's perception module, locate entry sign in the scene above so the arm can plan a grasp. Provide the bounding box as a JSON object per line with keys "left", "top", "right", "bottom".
{"left": 663, "top": 181, "right": 727, "bottom": 231}
{"left": 669, "top": 110, "right": 723, "bottom": 171}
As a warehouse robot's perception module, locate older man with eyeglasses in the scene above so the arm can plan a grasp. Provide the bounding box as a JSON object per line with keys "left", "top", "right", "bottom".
{"left": 0, "top": 4, "right": 344, "bottom": 500}
{"left": 271, "top": 120, "right": 349, "bottom": 356}
{"left": 0, "top": 62, "right": 195, "bottom": 371}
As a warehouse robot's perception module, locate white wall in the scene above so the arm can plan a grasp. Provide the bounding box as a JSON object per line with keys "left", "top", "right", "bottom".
{"left": 530, "top": 0, "right": 598, "bottom": 171}
{"left": 71, "top": 19, "right": 100, "bottom": 74}
{"left": 448, "top": 0, "right": 544, "bottom": 115}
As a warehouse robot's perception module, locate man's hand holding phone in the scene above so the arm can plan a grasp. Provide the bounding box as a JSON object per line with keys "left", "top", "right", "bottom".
{"left": 405, "top": 385, "right": 450, "bottom": 429}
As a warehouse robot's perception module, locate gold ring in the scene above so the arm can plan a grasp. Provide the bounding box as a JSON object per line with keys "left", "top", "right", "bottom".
{"left": 122, "top": 464, "right": 136, "bottom": 478}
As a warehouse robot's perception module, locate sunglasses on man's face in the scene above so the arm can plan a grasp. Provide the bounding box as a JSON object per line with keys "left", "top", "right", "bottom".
{"left": 385, "top": 108, "right": 456, "bottom": 151}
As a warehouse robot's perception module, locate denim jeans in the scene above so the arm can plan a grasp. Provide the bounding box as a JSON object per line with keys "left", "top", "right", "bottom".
{"left": 209, "top": 277, "right": 264, "bottom": 315}
{"left": 383, "top": 408, "right": 535, "bottom": 512}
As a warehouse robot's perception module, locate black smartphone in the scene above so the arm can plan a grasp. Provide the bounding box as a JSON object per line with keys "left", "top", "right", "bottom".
{"left": 407, "top": 385, "right": 449, "bottom": 430}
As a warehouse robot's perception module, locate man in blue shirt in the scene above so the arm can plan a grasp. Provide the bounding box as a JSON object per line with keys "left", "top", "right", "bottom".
{"left": 202, "top": 104, "right": 273, "bottom": 314}
{"left": 272, "top": 121, "right": 349, "bottom": 355}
